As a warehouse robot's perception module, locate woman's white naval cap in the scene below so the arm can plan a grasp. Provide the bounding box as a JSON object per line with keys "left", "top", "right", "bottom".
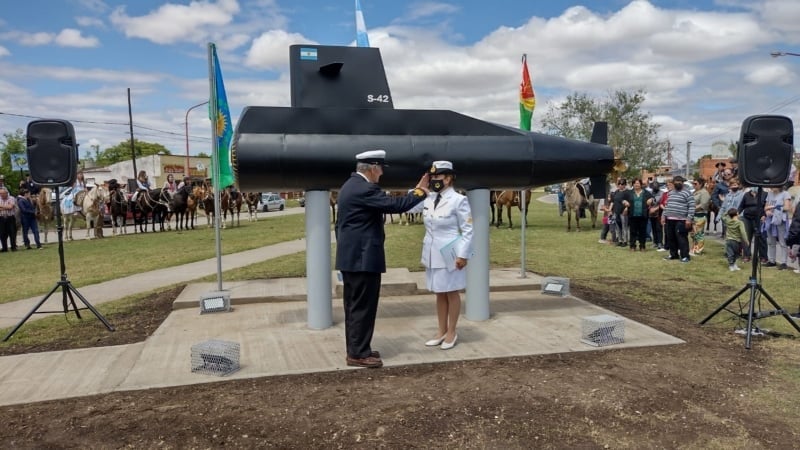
{"left": 356, "top": 149, "right": 388, "bottom": 166}
{"left": 429, "top": 160, "right": 455, "bottom": 174}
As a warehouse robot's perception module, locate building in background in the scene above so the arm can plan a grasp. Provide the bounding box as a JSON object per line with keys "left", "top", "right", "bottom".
{"left": 103, "top": 154, "right": 210, "bottom": 191}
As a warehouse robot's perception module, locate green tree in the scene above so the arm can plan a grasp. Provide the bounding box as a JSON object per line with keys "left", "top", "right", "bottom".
{"left": 1, "top": 129, "right": 26, "bottom": 189}
{"left": 540, "top": 89, "right": 666, "bottom": 178}
{"left": 95, "top": 139, "right": 171, "bottom": 166}
{"left": 196, "top": 151, "right": 210, "bottom": 158}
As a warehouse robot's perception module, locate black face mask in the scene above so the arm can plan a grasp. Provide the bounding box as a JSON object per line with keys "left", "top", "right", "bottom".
{"left": 429, "top": 179, "right": 444, "bottom": 192}
{"left": 730, "top": 187, "right": 740, "bottom": 192}
{"left": 674, "top": 183, "right": 683, "bottom": 191}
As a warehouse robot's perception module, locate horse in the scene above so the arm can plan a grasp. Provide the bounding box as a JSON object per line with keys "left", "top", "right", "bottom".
{"left": 85, "top": 185, "right": 110, "bottom": 239}
{"left": 187, "top": 185, "right": 202, "bottom": 229}
{"left": 705, "top": 177, "right": 720, "bottom": 233}
{"left": 199, "top": 183, "right": 216, "bottom": 228}
{"left": 563, "top": 181, "right": 598, "bottom": 232}
{"left": 62, "top": 185, "right": 109, "bottom": 240}
{"left": 35, "top": 188, "right": 54, "bottom": 243}
{"left": 244, "top": 192, "right": 260, "bottom": 222}
{"left": 222, "top": 188, "right": 241, "bottom": 228}
{"left": 490, "top": 191, "right": 498, "bottom": 225}
{"left": 169, "top": 185, "right": 193, "bottom": 231}
{"left": 135, "top": 188, "right": 171, "bottom": 233}
{"left": 330, "top": 191, "right": 338, "bottom": 224}
{"left": 107, "top": 186, "right": 129, "bottom": 236}
{"left": 62, "top": 189, "right": 86, "bottom": 241}
{"left": 493, "top": 189, "right": 532, "bottom": 229}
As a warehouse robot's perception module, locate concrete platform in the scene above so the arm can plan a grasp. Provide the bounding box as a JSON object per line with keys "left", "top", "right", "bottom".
{"left": 0, "top": 272, "right": 684, "bottom": 407}
{"left": 173, "top": 267, "right": 543, "bottom": 309}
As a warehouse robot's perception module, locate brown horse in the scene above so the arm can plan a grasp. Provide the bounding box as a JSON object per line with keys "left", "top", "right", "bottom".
{"left": 35, "top": 188, "right": 54, "bottom": 243}
{"left": 188, "top": 185, "right": 202, "bottom": 228}
{"left": 493, "top": 190, "right": 531, "bottom": 229}
{"left": 222, "top": 188, "right": 241, "bottom": 228}
{"left": 244, "top": 192, "right": 260, "bottom": 222}
{"left": 330, "top": 191, "right": 338, "bottom": 224}
{"left": 107, "top": 186, "right": 129, "bottom": 236}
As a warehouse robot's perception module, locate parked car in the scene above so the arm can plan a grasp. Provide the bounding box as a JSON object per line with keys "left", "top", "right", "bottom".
{"left": 261, "top": 192, "right": 286, "bottom": 212}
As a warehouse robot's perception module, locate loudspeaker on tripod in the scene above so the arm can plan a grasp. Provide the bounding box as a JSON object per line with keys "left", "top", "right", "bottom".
{"left": 736, "top": 115, "right": 794, "bottom": 187}
{"left": 26, "top": 119, "right": 78, "bottom": 187}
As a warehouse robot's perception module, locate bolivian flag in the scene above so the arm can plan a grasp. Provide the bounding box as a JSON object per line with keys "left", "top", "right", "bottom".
{"left": 519, "top": 54, "right": 535, "bottom": 131}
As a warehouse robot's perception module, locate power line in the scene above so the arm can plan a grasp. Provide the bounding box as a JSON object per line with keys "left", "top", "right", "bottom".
{"left": 0, "top": 110, "right": 212, "bottom": 143}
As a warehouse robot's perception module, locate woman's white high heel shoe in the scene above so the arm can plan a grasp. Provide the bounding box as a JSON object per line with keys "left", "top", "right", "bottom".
{"left": 425, "top": 336, "right": 446, "bottom": 347}
{"left": 440, "top": 334, "right": 458, "bottom": 350}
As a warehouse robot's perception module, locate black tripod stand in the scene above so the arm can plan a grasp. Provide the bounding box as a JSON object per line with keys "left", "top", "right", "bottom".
{"left": 700, "top": 187, "right": 800, "bottom": 349}
{"left": 2, "top": 188, "right": 115, "bottom": 342}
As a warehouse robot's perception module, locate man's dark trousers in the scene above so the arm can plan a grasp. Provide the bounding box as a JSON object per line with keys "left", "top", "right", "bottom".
{"left": 342, "top": 271, "right": 382, "bottom": 359}
{"left": 665, "top": 219, "right": 690, "bottom": 259}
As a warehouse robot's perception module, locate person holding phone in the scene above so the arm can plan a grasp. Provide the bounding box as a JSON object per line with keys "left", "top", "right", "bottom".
{"left": 421, "top": 161, "right": 473, "bottom": 350}
{"left": 661, "top": 175, "right": 695, "bottom": 263}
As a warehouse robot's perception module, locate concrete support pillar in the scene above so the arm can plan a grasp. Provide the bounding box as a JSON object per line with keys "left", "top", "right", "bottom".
{"left": 465, "top": 188, "right": 490, "bottom": 321}
{"left": 305, "top": 190, "right": 332, "bottom": 329}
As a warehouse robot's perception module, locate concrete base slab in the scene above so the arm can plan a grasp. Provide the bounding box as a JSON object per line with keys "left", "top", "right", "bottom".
{"left": 0, "top": 277, "right": 683, "bottom": 407}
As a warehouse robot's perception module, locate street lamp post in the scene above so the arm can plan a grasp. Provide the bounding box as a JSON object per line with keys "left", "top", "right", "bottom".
{"left": 770, "top": 51, "right": 800, "bottom": 58}
{"left": 185, "top": 101, "right": 210, "bottom": 178}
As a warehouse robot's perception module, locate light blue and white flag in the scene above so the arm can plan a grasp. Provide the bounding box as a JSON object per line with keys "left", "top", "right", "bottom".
{"left": 355, "top": 0, "right": 370, "bottom": 47}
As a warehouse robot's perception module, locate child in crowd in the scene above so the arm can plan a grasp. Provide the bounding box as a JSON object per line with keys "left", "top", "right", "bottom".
{"left": 598, "top": 194, "right": 616, "bottom": 244}
{"left": 722, "top": 208, "right": 749, "bottom": 271}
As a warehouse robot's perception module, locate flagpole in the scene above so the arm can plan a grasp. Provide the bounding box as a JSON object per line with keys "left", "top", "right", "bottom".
{"left": 208, "top": 43, "right": 224, "bottom": 291}
{"left": 519, "top": 53, "right": 530, "bottom": 278}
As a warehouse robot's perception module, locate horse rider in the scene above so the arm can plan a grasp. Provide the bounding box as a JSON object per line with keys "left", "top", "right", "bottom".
{"left": 130, "top": 170, "right": 150, "bottom": 204}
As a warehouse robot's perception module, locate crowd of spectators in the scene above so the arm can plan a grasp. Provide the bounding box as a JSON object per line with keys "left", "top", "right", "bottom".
{"left": 597, "top": 171, "right": 799, "bottom": 275}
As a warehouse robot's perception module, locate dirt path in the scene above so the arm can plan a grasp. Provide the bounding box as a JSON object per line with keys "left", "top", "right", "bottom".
{"left": 0, "top": 284, "right": 798, "bottom": 448}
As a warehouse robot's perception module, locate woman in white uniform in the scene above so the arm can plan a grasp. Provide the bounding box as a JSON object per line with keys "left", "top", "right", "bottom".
{"left": 421, "top": 161, "right": 473, "bottom": 350}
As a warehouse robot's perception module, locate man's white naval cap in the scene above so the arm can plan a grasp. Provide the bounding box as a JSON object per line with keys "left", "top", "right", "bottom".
{"left": 356, "top": 149, "right": 388, "bottom": 166}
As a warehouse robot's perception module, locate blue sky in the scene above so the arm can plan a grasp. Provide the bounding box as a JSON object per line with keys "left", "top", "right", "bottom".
{"left": 1, "top": 0, "right": 799, "bottom": 167}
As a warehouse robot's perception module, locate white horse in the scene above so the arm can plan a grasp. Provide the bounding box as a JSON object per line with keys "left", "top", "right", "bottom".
{"left": 62, "top": 186, "right": 109, "bottom": 240}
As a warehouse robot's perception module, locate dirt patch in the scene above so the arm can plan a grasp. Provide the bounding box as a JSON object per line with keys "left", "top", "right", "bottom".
{"left": 0, "top": 282, "right": 798, "bottom": 448}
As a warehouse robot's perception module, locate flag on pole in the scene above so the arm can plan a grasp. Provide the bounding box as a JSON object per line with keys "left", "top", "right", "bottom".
{"left": 210, "top": 44, "right": 235, "bottom": 189}
{"left": 519, "top": 54, "right": 535, "bottom": 131}
{"left": 355, "top": 0, "right": 370, "bottom": 47}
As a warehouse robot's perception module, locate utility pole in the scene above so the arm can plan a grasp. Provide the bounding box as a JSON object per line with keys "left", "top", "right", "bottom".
{"left": 128, "top": 88, "right": 138, "bottom": 182}
{"left": 686, "top": 141, "right": 691, "bottom": 179}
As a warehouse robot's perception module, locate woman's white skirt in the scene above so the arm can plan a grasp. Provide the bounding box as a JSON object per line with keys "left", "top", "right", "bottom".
{"left": 425, "top": 267, "right": 466, "bottom": 293}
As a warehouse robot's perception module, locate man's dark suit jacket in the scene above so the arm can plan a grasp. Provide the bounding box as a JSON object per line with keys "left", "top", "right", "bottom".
{"left": 335, "top": 173, "right": 424, "bottom": 273}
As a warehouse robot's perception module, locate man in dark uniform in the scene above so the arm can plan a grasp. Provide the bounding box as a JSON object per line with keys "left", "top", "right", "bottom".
{"left": 335, "top": 149, "right": 430, "bottom": 368}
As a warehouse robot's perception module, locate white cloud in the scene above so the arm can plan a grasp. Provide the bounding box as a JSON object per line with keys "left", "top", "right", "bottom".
{"left": 55, "top": 29, "right": 100, "bottom": 47}
{"left": 76, "top": 0, "right": 109, "bottom": 13}
{"left": 244, "top": 30, "right": 315, "bottom": 70}
{"left": 744, "top": 64, "right": 796, "bottom": 85}
{"left": 0, "top": 64, "right": 163, "bottom": 84}
{"left": 76, "top": 16, "right": 105, "bottom": 28}
{"left": 16, "top": 31, "right": 54, "bottom": 46}
{"left": 564, "top": 63, "right": 694, "bottom": 91}
{"left": 404, "top": 2, "right": 459, "bottom": 21}
{"left": 758, "top": 0, "right": 800, "bottom": 36}
{"left": 1, "top": 29, "right": 99, "bottom": 48}
{"left": 110, "top": 0, "right": 240, "bottom": 45}
{"left": 0, "top": 45, "right": 9, "bottom": 57}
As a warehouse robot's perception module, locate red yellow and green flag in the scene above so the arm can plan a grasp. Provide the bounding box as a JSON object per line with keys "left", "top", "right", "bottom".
{"left": 519, "top": 54, "right": 535, "bottom": 131}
